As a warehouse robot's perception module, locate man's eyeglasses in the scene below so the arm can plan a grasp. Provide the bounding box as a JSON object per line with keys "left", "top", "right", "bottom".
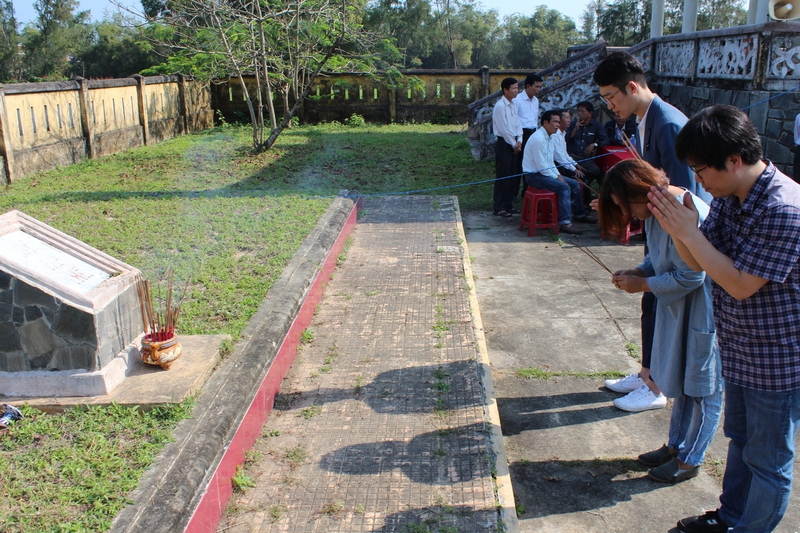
{"left": 600, "top": 88, "right": 621, "bottom": 106}
{"left": 690, "top": 164, "right": 709, "bottom": 175}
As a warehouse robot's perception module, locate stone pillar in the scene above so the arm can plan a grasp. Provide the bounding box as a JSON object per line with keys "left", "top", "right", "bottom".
{"left": 480, "top": 66, "right": 490, "bottom": 98}
{"left": 682, "top": 0, "right": 698, "bottom": 33}
{"left": 75, "top": 77, "right": 96, "bottom": 159}
{"left": 651, "top": 0, "right": 665, "bottom": 38}
{"left": 0, "top": 84, "right": 15, "bottom": 184}
{"left": 748, "top": 0, "right": 759, "bottom": 23}
{"left": 755, "top": 0, "right": 770, "bottom": 22}
{"left": 176, "top": 73, "right": 190, "bottom": 134}
{"left": 132, "top": 74, "right": 150, "bottom": 146}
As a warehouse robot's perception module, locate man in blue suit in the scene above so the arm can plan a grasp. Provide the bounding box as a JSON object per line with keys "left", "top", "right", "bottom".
{"left": 592, "top": 51, "right": 710, "bottom": 415}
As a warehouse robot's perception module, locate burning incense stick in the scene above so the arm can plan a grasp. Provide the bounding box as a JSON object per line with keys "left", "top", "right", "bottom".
{"left": 569, "top": 238, "right": 613, "bottom": 274}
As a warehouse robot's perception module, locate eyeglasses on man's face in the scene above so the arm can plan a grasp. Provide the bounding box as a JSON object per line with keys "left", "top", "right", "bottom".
{"left": 600, "top": 88, "right": 621, "bottom": 106}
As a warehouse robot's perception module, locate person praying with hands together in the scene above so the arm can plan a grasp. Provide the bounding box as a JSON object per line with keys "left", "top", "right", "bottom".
{"left": 599, "top": 159, "right": 722, "bottom": 486}
{"left": 648, "top": 104, "right": 800, "bottom": 533}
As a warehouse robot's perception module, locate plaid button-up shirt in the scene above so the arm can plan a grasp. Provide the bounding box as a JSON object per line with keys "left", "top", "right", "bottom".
{"left": 701, "top": 162, "right": 800, "bottom": 391}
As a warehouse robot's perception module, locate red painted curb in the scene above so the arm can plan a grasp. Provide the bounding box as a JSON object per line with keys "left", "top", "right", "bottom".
{"left": 184, "top": 198, "right": 360, "bottom": 533}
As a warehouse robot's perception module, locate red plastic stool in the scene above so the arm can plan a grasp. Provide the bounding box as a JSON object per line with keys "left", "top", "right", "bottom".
{"left": 519, "top": 186, "right": 559, "bottom": 236}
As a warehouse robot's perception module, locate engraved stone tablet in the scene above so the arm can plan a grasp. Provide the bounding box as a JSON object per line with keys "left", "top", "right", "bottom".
{"left": 0, "top": 210, "right": 144, "bottom": 397}
{"left": 0, "top": 232, "right": 110, "bottom": 294}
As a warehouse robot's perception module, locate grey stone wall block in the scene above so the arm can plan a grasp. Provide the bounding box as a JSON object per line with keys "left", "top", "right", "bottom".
{"left": 13, "top": 278, "right": 57, "bottom": 309}
{"left": 692, "top": 87, "right": 710, "bottom": 100}
{"left": 766, "top": 119, "right": 782, "bottom": 138}
{"left": 765, "top": 139, "right": 791, "bottom": 163}
{"left": 12, "top": 305, "right": 23, "bottom": 325}
{"left": 0, "top": 322, "right": 21, "bottom": 352}
{"left": 747, "top": 94, "right": 770, "bottom": 134}
{"left": 52, "top": 305, "right": 97, "bottom": 346}
{"left": 0, "top": 271, "right": 10, "bottom": 290}
{"left": 0, "top": 351, "right": 27, "bottom": 372}
{"left": 772, "top": 92, "right": 794, "bottom": 109}
{"left": 19, "top": 317, "right": 68, "bottom": 358}
{"left": 48, "top": 345, "right": 95, "bottom": 371}
{"left": 24, "top": 305, "right": 42, "bottom": 322}
{"left": 0, "top": 301, "right": 11, "bottom": 321}
{"left": 0, "top": 289, "right": 10, "bottom": 303}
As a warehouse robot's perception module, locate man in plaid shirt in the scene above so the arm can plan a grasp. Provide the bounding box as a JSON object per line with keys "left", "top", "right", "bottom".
{"left": 648, "top": 105, "right": 800, "bottom": 533}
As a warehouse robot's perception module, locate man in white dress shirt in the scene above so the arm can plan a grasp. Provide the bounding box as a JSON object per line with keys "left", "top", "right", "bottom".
{"left": 515, "top": 74, "right": 543, "bottom": 148}
{"left": 515, "top": 74, "right": 543, "bottom": 198}
{"left": 492, "top": 77, "right": 523, "bottom": 217}
{"left": 522, "top": 109, "right": 594, "bottom": 234}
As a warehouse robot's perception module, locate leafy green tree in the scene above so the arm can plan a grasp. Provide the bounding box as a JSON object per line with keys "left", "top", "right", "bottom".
{"left": 363, "top": 0, "right": 435, "bottom": 67}
{"left": 596, "top": 0, "right": 651, "bottom": 46}
{"left": 21, "top": 0, "right": 93, "bottom": 80}
{"left": 0, "top": 0, "right": 19, "bottom": 82}
{"left": 143, "top": 0, "right": 378, "bottom": 150}
{"left": 505, "top": 6, "right": 581, "bottom": 69}
{"left": 75, "top": 15, "right": 164, "bottom": 78}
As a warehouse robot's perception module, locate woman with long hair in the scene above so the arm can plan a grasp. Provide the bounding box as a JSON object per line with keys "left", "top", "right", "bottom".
{"left": 598, "top": 158, "right": 723, "bottom": 483}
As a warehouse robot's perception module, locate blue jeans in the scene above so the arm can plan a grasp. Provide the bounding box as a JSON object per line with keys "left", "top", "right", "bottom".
{"left": 668, "top": 390, "right": 723, "bottom": 467}
{"left": 718, "top": 383, "right": 800, "bottom": 532}
{"left": 524, "top": 172, "right": 585, "bottom": 224}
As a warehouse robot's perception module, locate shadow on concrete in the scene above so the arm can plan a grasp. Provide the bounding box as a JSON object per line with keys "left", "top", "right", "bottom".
{"left": 318, "top": 423, "right": 491, "bottom": 485}
{"left": 368, "top": 505, "right": 497, "bottom": 533}
{"left": 497, "top": 390, "right": 633, "bottom": 436}
{"left": 273, "top": 360, "right": 483, "bottom": 415}
{"left": 510, "top": 457, "right": 659, "bottom": 518}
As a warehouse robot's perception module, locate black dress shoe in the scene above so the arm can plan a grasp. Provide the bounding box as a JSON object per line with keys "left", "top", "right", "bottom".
{"left": 559, "top": 223, "right": 583, "bottom": 235}
{"left": 493, "top": 210, "right": 512, "bottom": 218}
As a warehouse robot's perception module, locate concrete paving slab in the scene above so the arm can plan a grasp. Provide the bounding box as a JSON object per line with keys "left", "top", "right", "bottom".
{"left": 4, "top": 334, "right": 228, "bottom": 411}
{"left": 217, "top": 196, "right": 508, "bottom": 533}
{"left": 464, "top": 210, "right": 800, "bottom": 533}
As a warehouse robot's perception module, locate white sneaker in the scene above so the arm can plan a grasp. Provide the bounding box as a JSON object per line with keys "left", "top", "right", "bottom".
{"left": 605, "top": 373, "right": 645, "bottom": 393}
{"left": 613, "top": 385, "right": 667, "bottom": 412}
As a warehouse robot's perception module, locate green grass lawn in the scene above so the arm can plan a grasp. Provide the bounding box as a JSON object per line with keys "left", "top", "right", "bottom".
{"left": 0, "top": 121, "right": 494, "bottom": 532}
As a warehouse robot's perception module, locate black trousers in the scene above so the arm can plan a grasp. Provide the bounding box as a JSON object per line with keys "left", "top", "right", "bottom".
{"left": 493, "top": 139, "right": 520, "bottom": 213}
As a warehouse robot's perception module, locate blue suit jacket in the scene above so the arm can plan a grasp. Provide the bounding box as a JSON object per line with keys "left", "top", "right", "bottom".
{"left": 641, "top": 96, "right": 711, "bottom": 202}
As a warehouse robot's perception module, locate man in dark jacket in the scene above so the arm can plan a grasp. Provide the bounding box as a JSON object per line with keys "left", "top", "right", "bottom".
{"left": 566, "top": 101, "right": 608, "bottom": 186}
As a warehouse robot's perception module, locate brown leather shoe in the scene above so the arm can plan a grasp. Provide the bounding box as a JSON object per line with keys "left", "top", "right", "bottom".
{"left": 559, "top": 223, "right": 583, "bottom": 235}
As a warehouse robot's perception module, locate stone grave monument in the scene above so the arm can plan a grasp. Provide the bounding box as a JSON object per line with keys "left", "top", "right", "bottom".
{"left": 0, "top": 210, "right": 144, "bottom": 397}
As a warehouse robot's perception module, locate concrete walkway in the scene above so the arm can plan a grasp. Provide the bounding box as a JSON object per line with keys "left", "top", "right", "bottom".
{"left": 464, "top": 210, "right": 800, "bottom": 533}
{"left": 218, "top": 196, "right": 509, "bottom": 533}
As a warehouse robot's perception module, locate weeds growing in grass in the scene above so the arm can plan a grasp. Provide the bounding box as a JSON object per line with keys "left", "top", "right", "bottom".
{"left": 232, "top": 465, "right": 255, "bottom": 492}
{"left": 300, "top": 404, "right": 322, "bottom": 419}
{"left": 515, "top": 367, "right": 627, "bottom": 380}
{"left": 0, "top": 400, "right": 193, "bottom": 532}
{"left": 284, "top": 446, "right": 308, "bottom": 468}
{"left": 626, "top": 342, "right": 640, "bottom": 359}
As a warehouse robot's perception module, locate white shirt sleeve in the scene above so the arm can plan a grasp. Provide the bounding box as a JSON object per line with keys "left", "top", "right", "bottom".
{"left": 522, "top": 129, "right": 560, "bottom": 179}
{"left": 553, "top": 130, "right": 576, "bottom": 171}
{"left": 493, "top": 99, "right": 521, "bottom": 147}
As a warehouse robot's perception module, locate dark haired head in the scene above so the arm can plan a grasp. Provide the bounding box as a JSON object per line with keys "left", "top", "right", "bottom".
{"left": 598, "top": 159, "right": 668, "bottom": 242}
{"left": 501, "top": 77, "right": 518, "bottom": 91}
{"left": 576, "top": 101, "right": 594, "bottom": 114}
{"left": 525, "top": 74, "right": 543, "bottom": 87}
{"left": 541, "top": 109, "right": 559, "bottom": 124}
{"left": 675, "top": 105, "right": 763, "bottom": 170}
{"left": 593, "top": 51, "right": 648, "bottom": 92}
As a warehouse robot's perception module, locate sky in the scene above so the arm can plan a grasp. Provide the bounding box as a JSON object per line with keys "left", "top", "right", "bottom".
{"left": 11, "top": 0, "right": 590, "bottom": 27}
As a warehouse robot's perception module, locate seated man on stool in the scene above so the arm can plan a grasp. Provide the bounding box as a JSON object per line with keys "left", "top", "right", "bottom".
{"left": 605, "top": 114, "right": 638, "bottom": 148}
{"left": 566, "top": 101, "right": 609, "bottom": 187}
{"left": 523, "top": 109, "right": 595, "bottom": 235}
